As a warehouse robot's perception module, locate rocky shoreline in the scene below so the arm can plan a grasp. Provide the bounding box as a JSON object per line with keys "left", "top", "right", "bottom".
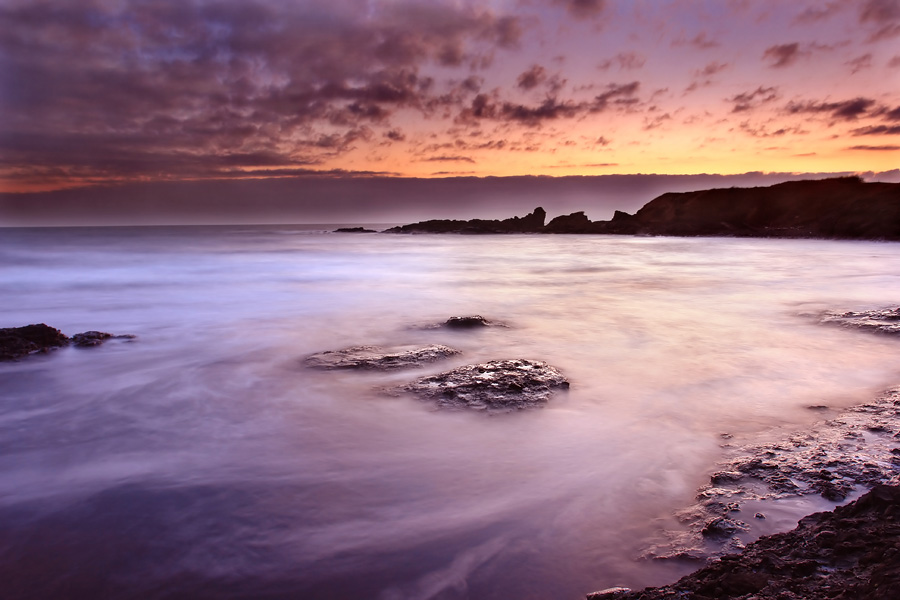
{"left": 384, "top": 177, "right": 900, "bottom": 240}
{"left": 587, "top": 306, "right": 900, "bottom": 599}
{"left": 0, "top": 323, "right": 134, "bottom": 360}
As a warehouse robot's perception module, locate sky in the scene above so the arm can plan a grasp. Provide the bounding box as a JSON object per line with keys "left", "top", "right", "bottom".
{"left": 1, "top": 0, "right": 899, "bottom": 224}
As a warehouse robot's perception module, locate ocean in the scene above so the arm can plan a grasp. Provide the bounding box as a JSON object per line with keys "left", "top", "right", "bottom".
{"left": 3, "top": 225, "right": 900, "bottom": 599}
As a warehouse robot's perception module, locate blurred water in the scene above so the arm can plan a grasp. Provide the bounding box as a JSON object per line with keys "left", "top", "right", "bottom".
{"left": 3, "top": 226, "right": 900, "bottom": 599}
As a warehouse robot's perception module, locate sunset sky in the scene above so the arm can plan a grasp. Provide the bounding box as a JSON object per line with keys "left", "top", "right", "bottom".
{"left": 1, "top": 0, "right": 899, "bottom": 222}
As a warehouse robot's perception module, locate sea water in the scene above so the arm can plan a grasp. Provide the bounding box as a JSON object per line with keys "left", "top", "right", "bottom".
{"left": 3, "top": 226, "right": 900, "bottom": 599}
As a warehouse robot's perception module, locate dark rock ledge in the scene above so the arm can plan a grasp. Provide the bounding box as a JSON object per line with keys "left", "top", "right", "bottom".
{"left": 588, "top": 482, "right": 900, "bottom": 600}
{"left": 396, "top": 359, "right": 569, "bottom": 412}
{"left": 640, "top": 386, "right": 900, "bottom": 565}
{"left": 304, "top": 344, "right": 461, "bottom": 370}
{"left": 0, "top": 324, "right": 135, "bottom": 361}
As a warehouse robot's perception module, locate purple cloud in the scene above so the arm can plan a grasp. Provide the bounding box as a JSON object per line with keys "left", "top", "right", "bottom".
{"left": 763, "top": 43, "right": 804, "bottom": 68}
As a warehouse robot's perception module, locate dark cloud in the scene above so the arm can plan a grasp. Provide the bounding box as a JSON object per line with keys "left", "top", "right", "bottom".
{"left": 762, "top": 43, "right": 803, "bottom": 68}
{"left": 728, "top": 86, "right": 779, "bottom": 113}
{"left": 786, "top": 97, "right": 878, "bottom": 120}
{"left": 422, "top": 155, "right": 476, "bottom": 163}
{"left": 597, "top": 52, "right": 646, "bottom": 70}
{"left": 552, "top": 0, "right": 607, "bottom": 19}
{"left": 517, "top": 65, "right": 548, "bottom": 90}
{"left": 851, "top": 125, "right": 900, "bottom": 135}
{"left": 0, "top": 0, "right": 522, "bottom": 187}
{"left": 595, "top": 136, "right": 611, "bottom": 146}
{"left": 457, "top": 81, "right": 639, "bottom": 126}
{"left": 848, "top": 145, "right": 900, "bottom": 151}
{"left": 384, "top": 129, "right": 406, "bottom": 141}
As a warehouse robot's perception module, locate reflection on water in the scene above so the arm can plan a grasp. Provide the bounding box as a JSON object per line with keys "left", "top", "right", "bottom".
{"left": 3, "top": 226, "right": 900, "bottom": 599}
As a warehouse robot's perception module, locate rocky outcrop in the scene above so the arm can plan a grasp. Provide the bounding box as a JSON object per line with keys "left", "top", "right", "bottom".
{"left": 0, "top": 324, "right": 133, "bottom": 360}
{"left": 0, "top": 324, "right": 69, "bottom": 360}
{"left": 387, "top": 178, "right": 900, "bottom": 240}
{"left": 333, "top": 227, "right": 377, "bottom": 233}
{"left": 820, "top": 307, "right": 900, "bottom": 335}
{"left": 592, "top": 484, "right": 900, "bottom": 600}
{"left": 398, "top": 359, "right": 569, "bottom": 412}
{"left": 304, "top": 344, "right": 461, "bottom": 370}
{"left": 383, "top": 207, "right": 547, "bottom": 234}
{"left": 444, "top": 315, "right": 493, "bottom": 329}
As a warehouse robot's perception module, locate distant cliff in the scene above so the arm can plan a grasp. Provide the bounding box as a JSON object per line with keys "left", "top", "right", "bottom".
{"left": 387, "top": 177, "right": 900, "bottom": 240}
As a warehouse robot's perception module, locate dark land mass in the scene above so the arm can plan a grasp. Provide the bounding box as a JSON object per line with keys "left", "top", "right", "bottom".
{"left": 0, "top": 324, "right": 134, "bottom": 360}
{"left": 387, "top": 177, "right": 900, "bottom": 240}
{"left": 589, "top": 484, "right": 900, "bottom": 600}
{"left": 333, "top": 227, "right": 377, "bottom": 233}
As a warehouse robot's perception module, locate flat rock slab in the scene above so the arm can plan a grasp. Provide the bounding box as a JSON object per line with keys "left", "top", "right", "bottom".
{"left": 821, "top": 307, "right": 900, "bottom": 334}
{"left": 305, "top": 344, "right": 461, "bottom": 370}
{"left": 399, "top": 359, "right": 569, "bottom": 412}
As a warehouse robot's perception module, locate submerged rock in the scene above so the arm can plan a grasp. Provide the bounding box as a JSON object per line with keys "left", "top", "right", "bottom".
{"left": 304, "top": 344, "right": 461, "bottom": 370}
{"left": 0, "top": 324, "right": 135, "bottom": 360}
{"left": 444, "top": 315, "right": 492, "bottom": 329}
{"left": 0, "top": 324, "right": 69, "bottom": 360}
{"left": 821, "top": 307, "right": 900, "bottom": 335}
{"left": 605, "top": 484, "right": 900, "bottom": 600}
{"left": 399, "top": 359, "right": 569, "bottom": 412}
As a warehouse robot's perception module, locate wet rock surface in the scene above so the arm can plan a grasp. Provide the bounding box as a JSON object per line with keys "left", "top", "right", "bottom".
{"left": 642, "top": 387, "right": 900, "bottom": 563}
{"left": 1, "top": 324, "right": 133, "bottom": 360}
{"left": 304, "top": 344, "right": 461, "bottom": 370}
{"left": 820, "top": 307, "right": 900, "bottom": 335}
{"left": 398, "top": 359, "right": 569, "bottom": 412}
{"left": 601, "top": 483, "right": 900, "bottom": 600}
{"left": 444, "top": 315, "right": 492, "bottom": 328}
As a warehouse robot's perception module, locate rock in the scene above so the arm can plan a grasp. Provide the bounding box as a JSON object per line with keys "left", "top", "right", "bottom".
{"left": 304, "top": 344, "right": 461, "bottom": 370}
{"left": 70, "top": 331, "right": 137, "bottom": 347}
{"left": 821, "top": 307, "right": 900, "bottom": 335}
{"left": 586, "top": 587, "right": 632, "bottom": 599}
{"left": 333, "top": 227, "right": 377, "bottom": 233}
{"left": 384, "top": 207, "right": 547, "bottom": 234}
{"left": 0, "top": 324, "right": 69, "bottom": 360}
{"left": 398, "top": 359, "right": 569, "bottom": 412}
{"left": 701, "top": 516, "right": 749, "bottom": 538}
{"left": 444, "top": 315, "right": 492, "bottom": 329}
{"left": 611, "top": 485, "right": 900, "bottom": 600}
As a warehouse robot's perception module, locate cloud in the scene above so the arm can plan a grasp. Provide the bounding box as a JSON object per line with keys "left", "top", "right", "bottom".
{"left": 762, "top": 43, "right": 804, "bottom": 68}
{"left": 595, "top": 136, "right": 611, "bottom": 146}
{"left": 728, "top": 86, "right": 779, "bottom": 112}
{"left": 0, "top": 0, "right": 523, "bottom": 186}
{"left": 792, "top": 2, "right": 847, "bottom": 24}
{"left": 695, "top": 61, "right": 730, "bottom": 78}
{"left": 846, "top": 54, "right": 873, "bottom": 74}
{"left": 384, "top": 129, "right": 406, "bottom": 141}
{"left": 851, "top": 125, "right": 900, "bottom": 135}
{"left": 597, "top": 52, "right": 646, "bottom": 70}
{"left": 552, "top": 0, "right": 607, "bottom": 19}
{"left": 847, "top": 145, "right": 900, "bottom": 151}
{"left": 859, "top": 0, "right": 900, "bottom": 40}
{"left": 672, "top": 32, "right": 720, "bottom": 50}
{"left": 422, "top": 155, "right": 476, "bottom": 163}
{"left": 786, "top": 97, "right": 878, "bottom": 120}
{"left": 517, "top": 65, "right": 548, "bottom": 90}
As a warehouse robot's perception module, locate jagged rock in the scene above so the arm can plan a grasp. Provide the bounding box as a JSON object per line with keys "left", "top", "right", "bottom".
{"left": 608, "top": 485, "right": 900, "bottom": 600}
{"left": 545, "top": 211, "right": 593, "bottom": 233}
{"left": 333, "top": 227, "right": 377, "bottom": 233}
{"left": 820, "top": 307, "right": 900, "bottom": 335}
{"left": 701, "top": 516, "right": 749, "bottom": 538}
{"left": 444, "top": 315, "right": 492, "bottom": 329}
{"left": 398, "top": 359, "right": 569, "bottom": 412}
{"left": 384, "top": 207, "right": 547, "bottom": 234}
{"left": 304, "top": 344, "right": 461, "bottom": 370}
{"left": 0, "top": 324, "right": 69, "bottom": 360}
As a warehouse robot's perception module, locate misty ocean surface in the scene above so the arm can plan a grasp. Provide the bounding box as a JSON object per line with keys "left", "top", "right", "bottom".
{"left": 4, "top": 225, "right": 900, "bottom": 600}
